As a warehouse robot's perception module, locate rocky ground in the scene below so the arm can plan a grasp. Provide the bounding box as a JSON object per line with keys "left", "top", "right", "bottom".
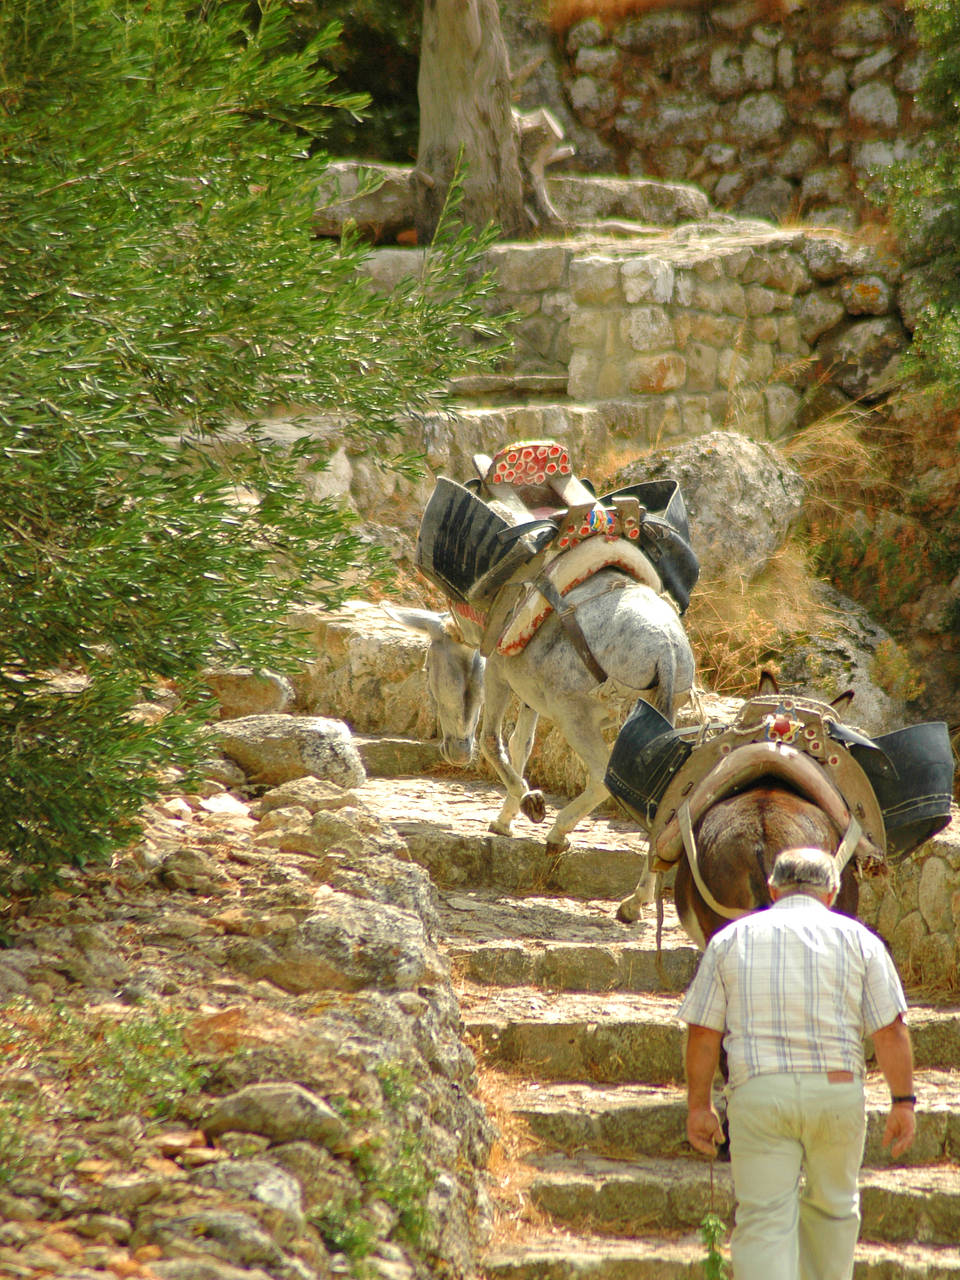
{"left": 0, "top": 758, "right": 491, "bottom": 1280}
{"left": 2, "top": 742, "right": 959, "bottom": 1280}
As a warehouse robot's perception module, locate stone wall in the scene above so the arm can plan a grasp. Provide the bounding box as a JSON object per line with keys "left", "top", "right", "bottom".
{"left": 563, "top": 221, "right": 906, "bottom": 438}
{"left": 548, "top": 0, "right": 924, "bottom": 229}
{"left": 859, "top": 815, "right": 960, "bottom": 993}
{"left": 361, "top": 213, "right": 908, "bottom": 443}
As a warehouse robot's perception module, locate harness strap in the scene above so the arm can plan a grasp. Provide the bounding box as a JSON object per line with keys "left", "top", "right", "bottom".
{"left": 679, "top": 801, "right": 865, "bottom": 922}
{"left": 678, "top": 800, "right": 751, "bottom": 921}
{"left": 532, "top": 572, "right": 608, "bottom": 684}
{"left": 654, "top": 870, "right": 668, "bottom": 982}
{"left": 834, "top": 815, "right": 862, "bottom": 872}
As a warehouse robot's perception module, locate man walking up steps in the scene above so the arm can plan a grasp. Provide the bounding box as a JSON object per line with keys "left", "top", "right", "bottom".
{"left": 679, "top": 846, "right": 916, "bottom": 1280}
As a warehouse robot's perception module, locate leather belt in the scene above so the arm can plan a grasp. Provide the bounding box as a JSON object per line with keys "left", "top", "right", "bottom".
{"left": 533, "top": 572, "right": 608, "bottom": 684}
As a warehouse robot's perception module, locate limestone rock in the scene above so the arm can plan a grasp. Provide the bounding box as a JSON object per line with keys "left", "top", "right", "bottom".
{"left": 226, "top": 890, "right": 443, "bottom": 994}
{"left": 204, "top": 1083, "right": 347, "bottom": 1149}
{"left": 203, "top": 669, "right": 295, "bottom": 720}
{"left": 324, "top": 855, "right": 442, "bottom": 940}
{"left": 152, "top": 1261, "right": 274, "bottom": 1280}
{"left": 798, "top": 290, "right": 847, "bottom": 343}
{"left": 146, "top": 1209, "right": 289, "bottom": 1270}
{"left": 290, "top": 601, "right": 437, "bottom": 738}
{"left": 313, "top": 161, "right": 414, "bottom": 241}
{"left": 615, "top": 430, "right": 805, "bottom": 582}
{"left": 848, "top": 80, "right": 899, "bottom": 129}
{"left": 816, "top": 315, "right": 909, "bottom": 400}
{"left": 192, "top": 1159, "right": 305, "bottom": 1240}
{"left": 546, "top": 174, "right": 710, "bottom": 226}
{"left": 255, "top": 778, "right": 358, "bottom": 815}
{"left": 213, "top": 715, "right": 366, "bottom": 789}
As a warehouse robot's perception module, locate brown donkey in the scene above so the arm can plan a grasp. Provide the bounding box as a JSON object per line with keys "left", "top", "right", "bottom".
{"left": 673, "top": 778, "right": 859, "bottom": 948}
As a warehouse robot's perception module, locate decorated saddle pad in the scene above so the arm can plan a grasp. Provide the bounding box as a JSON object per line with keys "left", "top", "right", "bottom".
{"left": 605, "top": 695, "right": 955, "bottom": 863}
{"left": 415, "top": 442, "right": 699, "bottom": 617}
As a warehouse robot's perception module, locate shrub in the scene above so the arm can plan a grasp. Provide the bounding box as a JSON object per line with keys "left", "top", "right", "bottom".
{"left": 0, "top": 0, "right": 508, "bottom": 891}
{"left": 881, "top": 1, "right": 960, "bottom": 399}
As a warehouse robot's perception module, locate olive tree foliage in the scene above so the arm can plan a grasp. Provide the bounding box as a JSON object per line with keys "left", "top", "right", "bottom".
{"left": 0, "top": 0, "right": 508, "bottom": 890}
{"left": 882, "top": 0, "right": 960, "bottom": 399}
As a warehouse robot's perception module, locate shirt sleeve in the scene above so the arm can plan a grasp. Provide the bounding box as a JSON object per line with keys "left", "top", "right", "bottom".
{"left": 860, "top": 934, "right": 908, "bottom": 1035}
{"left": 678, "top": 939, "right": 727, "bottom": 1032}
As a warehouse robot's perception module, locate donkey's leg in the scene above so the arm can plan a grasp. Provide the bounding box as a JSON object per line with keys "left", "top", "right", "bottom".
{"left": 508, "top": 703, "right": 546, "bottom": 823}
{"left": 650, "top": 657, "right": 681, "bottom": 724}
{"left": 542, "top": 697, "right": 613, "bottom": 854}
{"left": 481, "top": 672, "right": 543, "bottom": 834}
{"left": 617, "top": 877, "right": 653, "bottom": 923}
{"left": 617, "top": 661, "right": 696, "bottom": 920}
{"left": 616, "top": 825, "right": 663, "bottom": 922}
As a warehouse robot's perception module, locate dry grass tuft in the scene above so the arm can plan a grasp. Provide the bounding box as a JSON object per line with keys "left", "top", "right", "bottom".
{"left": 779, "top": 402, "right": 890, "bottom": 522}
{"left": 685, "top": 544, "right": 832, "bottom": 697}
{"left": 548, "top": 0, "right": 791, "bottom": 34}
{"left": 682, "top": 391, "right": 902, "bottom": 695}
{"left": 580, "top": 438, "right": 649, "bottom": 487}
{"left": 473, "top": 1067, "right": 556, "bottom": 1245}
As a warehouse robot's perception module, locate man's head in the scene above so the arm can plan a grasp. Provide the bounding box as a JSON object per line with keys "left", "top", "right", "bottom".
{"left": 768, "top": 847, "right": 840, "bottom": 904}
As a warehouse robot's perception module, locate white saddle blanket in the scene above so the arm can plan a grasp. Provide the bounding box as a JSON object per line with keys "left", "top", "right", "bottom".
{"left": 496, "top": 539, "right": 661, "bottom": 657}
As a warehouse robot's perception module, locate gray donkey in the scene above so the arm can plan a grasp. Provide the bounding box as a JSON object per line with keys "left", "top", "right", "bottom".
{"left": 388, "top": 573, "right": 695, "bottom": 853}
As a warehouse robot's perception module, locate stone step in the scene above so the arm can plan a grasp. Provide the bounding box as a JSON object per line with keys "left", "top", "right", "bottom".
{"left": 523, "top": 1152, "right": 960, "bottom": 1246}
{"left": 483, "top": 1233, "right": 960, "bottom": 1280}
{"left": 447, "top": 936, "right": 698, "bottom": 994}
{"left": 461, "top": 987, "right": 687, "bottom": 1084}
{"left": 502, "top": 1071, "right": 960, "bottom": 1168}
{"left": 404, "top": 825, "right": 646, "bottom": 898}
{"left": 908, "top": 1001, "right": 960, "bottom": 1072}
{"left": 439, "top": 889, "right": 697, "bottom": 993}
{"left": 448, "top": 372, "right": 570, "bottom": 404}
{"left": 357, "top": 775, "right": 649, "bottom": 897}
{"left": 461, "top": 987, "right": 960, "bottom": 1082}
{"left": 353, "top": 733, "right": 443, "bottom": 776}
{"left": 485, "top": 1233, "right": 711, "bottom": 1280}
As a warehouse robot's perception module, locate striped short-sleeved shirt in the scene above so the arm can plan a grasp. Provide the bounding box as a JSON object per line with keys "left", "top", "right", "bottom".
{"left": 678, "top": 894, "right": 908, "bottom": 1089}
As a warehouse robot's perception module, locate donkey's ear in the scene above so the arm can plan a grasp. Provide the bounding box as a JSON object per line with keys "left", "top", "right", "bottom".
{"left": 831, "top": 689, "right": 855, "bottom": 716}
{"left": 758, "top": 669, "right": 780, "bottom": 695}
{"left": 383, "top": 604, "right": 450, "bottom": 642}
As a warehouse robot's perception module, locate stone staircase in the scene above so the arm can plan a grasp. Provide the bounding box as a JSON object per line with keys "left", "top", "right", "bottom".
{"left": 356, "top": 764, "right": 960, "bottom": 1280}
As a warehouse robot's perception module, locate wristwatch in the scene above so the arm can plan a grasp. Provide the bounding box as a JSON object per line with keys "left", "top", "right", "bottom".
{"left": 891, "top": 1094, "right": 917, "bottom": 1105}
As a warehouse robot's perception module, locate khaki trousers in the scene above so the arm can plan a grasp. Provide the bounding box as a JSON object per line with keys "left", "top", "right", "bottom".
{"left": 726, "top": 1072, "right": 866, "bottom": 1280}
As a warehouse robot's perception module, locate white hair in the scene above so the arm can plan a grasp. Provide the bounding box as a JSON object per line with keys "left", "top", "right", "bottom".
{"left": 769, "top": 847, "right": 840, "bottom": 896}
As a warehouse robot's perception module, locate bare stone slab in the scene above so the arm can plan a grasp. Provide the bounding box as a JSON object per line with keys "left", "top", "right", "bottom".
{"left": 460, "top": 988, "right": 686, "bottom": 1084}
{"left": 483, "top": 1234, "right": 960, "bottom": 1280}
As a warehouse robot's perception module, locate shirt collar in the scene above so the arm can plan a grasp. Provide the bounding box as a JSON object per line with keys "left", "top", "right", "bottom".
{"left": 772, "top": 892, "right": 830, "bottom": 911}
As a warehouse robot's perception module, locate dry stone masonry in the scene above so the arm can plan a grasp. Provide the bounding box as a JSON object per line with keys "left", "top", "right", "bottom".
{"left": 351, "top": 218, "right": 909, "bottom": 446}
{"left": 564, "top": 222, "right": 908, "bottom": 438}
{"left": 553, "top": 0, "right": 925, "bottom": 230}
{"left": 860, "top": 823, "right": 960, "bottom": 991}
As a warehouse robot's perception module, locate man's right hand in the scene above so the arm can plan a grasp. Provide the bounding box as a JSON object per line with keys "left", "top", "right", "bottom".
{"left": 687, "top": 1104, "right": 724, "bottom": 1156}
{"left": 883, "top": 1103, "right": 916, "bottom": 1159}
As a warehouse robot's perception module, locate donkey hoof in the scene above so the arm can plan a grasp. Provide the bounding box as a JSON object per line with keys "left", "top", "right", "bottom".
{"left": 616, "top": 899, "right": 639, "bottom": 924}
{"left": 520, "top": 790, "right": 546, "bottom": 823}
{"left": 545, "top": 837, "right": 570, "bottom": 857}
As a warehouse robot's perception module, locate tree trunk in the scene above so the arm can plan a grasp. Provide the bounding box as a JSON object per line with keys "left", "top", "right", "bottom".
{"left": 415, "top": 0, "right": 532, "bottom": 244}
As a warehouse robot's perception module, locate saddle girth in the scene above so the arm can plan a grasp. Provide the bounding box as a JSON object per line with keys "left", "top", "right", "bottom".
{"left": 531, "top": 571, "right": 608, "bottom": 684}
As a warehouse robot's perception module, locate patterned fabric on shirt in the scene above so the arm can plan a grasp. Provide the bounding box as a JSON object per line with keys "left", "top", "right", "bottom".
{"left": 677, "top": 894, "right": 907, "bottom": 1090}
